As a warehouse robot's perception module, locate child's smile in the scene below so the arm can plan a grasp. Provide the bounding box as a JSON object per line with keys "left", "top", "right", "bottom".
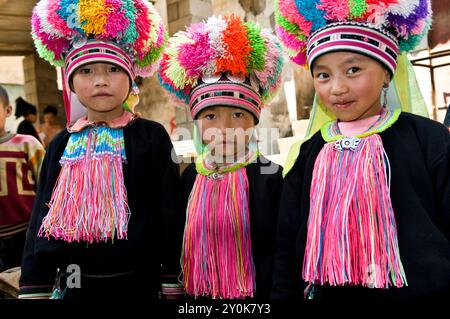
{"left": 312, "top": 52, "right": 390, "bottom": 122}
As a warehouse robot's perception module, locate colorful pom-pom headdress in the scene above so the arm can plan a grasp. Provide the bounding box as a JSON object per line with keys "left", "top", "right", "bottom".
{"left": 158, "top": 15, "right": 284, "bottom": 122}
{"left": 275, "top": 0, "right": 432, "bottom": 74}
{"left": 274, "top": 0, "right": 433, "bottom": 176}
{"left": 31, "top": 0, "right": 167, "bottom": 126}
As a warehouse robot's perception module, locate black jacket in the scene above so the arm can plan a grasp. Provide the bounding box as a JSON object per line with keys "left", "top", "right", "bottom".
{"left": 181, "top": 156, "right": 283, "bottom": 299}
{"left": 272, "top": 113, "right": 450, "bottom": 300}
{"left": 19, "top": 118, "right": 184, "bottom": 299}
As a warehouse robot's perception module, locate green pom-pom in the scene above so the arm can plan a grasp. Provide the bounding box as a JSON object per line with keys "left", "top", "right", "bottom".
{"left": 349, "top": 0, "right": 367, "bottom": 19}
{"left": 399, "top": 34, "right": 422, "bottom": 52}
{"left": 246, "top": 22, "right": 267, "bottom": 72}
{"left": 135, "top": 44, "right": 164, "bottom": 67}
{"left": 136, "top": 30, "right": 167, "bottom": 67}
{"left": 34, "top": 38, "right": 64, "bottom": 67}
{"left": 275, "top": 8, "right": 300, "bottom": 34}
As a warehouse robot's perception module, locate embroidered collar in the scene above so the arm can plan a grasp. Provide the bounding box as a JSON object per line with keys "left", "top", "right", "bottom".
{"left": 40, "top": 125, "right": 129, "bottom": 243}
{"left": 320, "top": 108, "right": 401, "bottom": 142}
{"left": 195, "top": 150, "right": 260, "bottom": 176}
{"left": 68, "top": 111, "right": 137, "bottom": 133}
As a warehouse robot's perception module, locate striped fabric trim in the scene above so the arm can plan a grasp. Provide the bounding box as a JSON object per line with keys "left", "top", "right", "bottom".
{"left": 18, "top": 293, "right": 52, "bottom": 299}
{"left": 64, "top": 41, "right": 135, "bottom": 81}
{"left": 66, "top": 42, "right": 133, "bottom": 66}
{"left": 309, "top": 41, "right": 397, "bottom": 73}
{"left": 0, "top": 222, "right": 28, "bottom": 237}
{"left": 190, "top": 82, "right": 261, "bottom": 120}
{"left": 66, "top": 54, "right": 134, "bottom": 79}
{"left": 307, "top": 22, "right": 399, "bottom": 75}
{"left": 320, "top": 108, "right": 401, "bottom": 142}
{"left": 190, "top": 84, "right": 262, "bottom": 105}
{"left": 19, "top": 284, "right": 54, "bottom": 299}
{"left": 161, "top": 283, "right": 185, "bottom": 295}
{"left": 308, "top": 25, "right": 398, "bottom": 52}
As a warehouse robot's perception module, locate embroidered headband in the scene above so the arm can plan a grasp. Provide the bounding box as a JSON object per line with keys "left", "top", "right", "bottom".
{"left": 31, "top": 0, "right": 168, "bottom": 126}
{"left": 158, "top": 15, "right": 284, "bottom": 121}
{"left": 274, "top": 0, "right": 432, "bottom": 73}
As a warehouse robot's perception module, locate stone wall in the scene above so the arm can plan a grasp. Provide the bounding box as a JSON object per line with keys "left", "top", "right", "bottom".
{"left": 293, "top": 65, "right": 315, "bottom": 120}
{"left": 22, "top": 53, "right": 63, "bottom": 125}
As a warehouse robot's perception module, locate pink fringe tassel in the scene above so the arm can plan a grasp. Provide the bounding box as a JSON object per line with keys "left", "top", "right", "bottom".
{"left": 303, "top": 134, "right": 407, "bottom": 289}
{"left": 39, "top": 133, "right": 130, "bottom": 243}
{"left": 183, "top": 168, "right": 256, "bottom": 298}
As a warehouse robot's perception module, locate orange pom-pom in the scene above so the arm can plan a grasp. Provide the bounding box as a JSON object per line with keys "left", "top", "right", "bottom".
{"left": 216, "top": 15, "right": 252, "bottom": 76}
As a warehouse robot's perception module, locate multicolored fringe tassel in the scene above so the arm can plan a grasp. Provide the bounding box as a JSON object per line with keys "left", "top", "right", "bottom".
{"left": 39, "top": 126, "right": 130, "bottom": 243}
{"left": 182, "top": 167, "right": 256, "bottom": 299}
{"left": 303, "top": 133, "right": 407, "bottom": 289}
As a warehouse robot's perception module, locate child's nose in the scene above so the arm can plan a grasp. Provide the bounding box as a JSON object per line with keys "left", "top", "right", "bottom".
{"left": 218, "top": 117, "right": 232, "bottom": 134}
{"left": 93, "top": 72, "right": 109, "bottom": 86}
{"left": 330, "top": 79, "right": 348, "bottom": 95}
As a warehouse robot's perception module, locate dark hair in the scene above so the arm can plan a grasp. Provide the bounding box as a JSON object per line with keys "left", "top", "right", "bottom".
{"left": 43, "top": 105, "right": 58, "bottom": 116}
{"left": 0, "top": 85, "right": 9, "bottom": 107}
{"left": 15, "top": 97, "right": 37, "bottom": 119}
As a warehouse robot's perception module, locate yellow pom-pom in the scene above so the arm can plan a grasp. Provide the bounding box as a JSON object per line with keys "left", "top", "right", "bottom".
{"left": 79, "top": 0, "right": 110, "bottom": 35}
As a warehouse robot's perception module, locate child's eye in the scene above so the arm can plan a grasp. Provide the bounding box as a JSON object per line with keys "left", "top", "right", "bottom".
{"left": 233, "top": 112, "right": 244, "bottom": 118}
{"left": 204, "top": 114, "right": 216, "bottom": 120}
{"left": 316, "top": 72, "right": 329, "bottom": 80}
{"left": 109, "top": 66, "right": 121, "bottom": 72}
{"left": 77, "top": 67, "right": 92, "bottom": 74}
{"left": 347, "top": 67, "right": 360, "bottom": 75}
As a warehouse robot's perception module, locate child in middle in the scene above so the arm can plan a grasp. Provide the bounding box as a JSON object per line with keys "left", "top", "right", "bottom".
{"left": 159, "top": 15, "right": 285, "bottom": 299}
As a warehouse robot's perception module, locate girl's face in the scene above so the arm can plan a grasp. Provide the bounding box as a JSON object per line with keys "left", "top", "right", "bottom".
{"left": 197, "top": 106, "right": 255, "bottom": 159}
{"left": 71, "top": 62, "right": 130, "bottom": 122}
{"left": 312, "top": 51, "right": 390, "bottom": 122}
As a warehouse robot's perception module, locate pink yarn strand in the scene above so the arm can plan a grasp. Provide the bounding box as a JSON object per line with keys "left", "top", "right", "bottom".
{"left": 39, "top": 129, "right": 130, "bottom": 243}
{"left": 303, "top": 134, "right": 407, "bottom": 289}
{"left": 182, "top": 168, "right": 255, "bottom": 298}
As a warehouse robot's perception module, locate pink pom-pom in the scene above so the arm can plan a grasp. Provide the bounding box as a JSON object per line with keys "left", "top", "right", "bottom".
{"left": 155, "top": 21, "right": 166, "bottom": 47}
{"left": 134, "top": 0, "right": 151, "bottom": 59}
{"left": 32, "top": 14, "right": 69, "bottom": 59}
{"left": 102, "top": 0, "right": 129, "bottom": 40}
{"left": 410, "top": 19, "right": 426, "bottom": 35}
{"left": 275, "top": 25, "right": 305, "bottom": 51}
{"left": 179, "top": 23, "right": 215, "bottom": 78}
{"left": 47, "top": 0, "right": 73, "bottom": 37}
{"left": 292, "top": 50, "right": 307, "bottom": 65}
{"left": 317, "top": 0, "right": 350, "bottom": 21}
{"left": 254, "top": 30, "right": 280, "bottom": 86}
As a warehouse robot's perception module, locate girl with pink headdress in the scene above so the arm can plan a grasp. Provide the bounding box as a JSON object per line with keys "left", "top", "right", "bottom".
{"left": 272, "top": 0, "right": 450, "bottom": 301}
{"left": 19, "top": 0, "right": 183, "bottom": 300}
{"left": 159, "top": 15, "right": 285, "bottom": 299}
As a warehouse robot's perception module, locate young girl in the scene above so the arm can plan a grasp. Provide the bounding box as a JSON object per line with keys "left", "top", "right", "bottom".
{"left": 273, "top": 0, "right": 450, "bottom": 300}
{"left": 19, "top": 0, "right": 183, "bottom": 299}
{"left": 159, "top": 15, "right": 284, "bottom": 299}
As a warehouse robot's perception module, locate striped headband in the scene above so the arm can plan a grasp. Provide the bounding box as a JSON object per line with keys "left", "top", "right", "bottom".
{"left": 189, "top": 74, "right": 262, "bottom": 122}
{"left": 65, "top": 40, "right": 135, "bottom": 84}
{"left": 61, "top": 40, "right": 139, "bottom": 126}
{"left": 307, "top": 22, "right": 399, "bottom": 75}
